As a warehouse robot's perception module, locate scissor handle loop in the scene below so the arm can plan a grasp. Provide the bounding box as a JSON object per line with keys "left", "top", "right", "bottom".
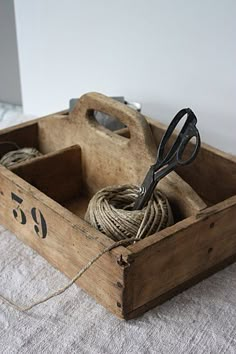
{"left": 177, "top": 125, "right": 201, "bottom": 165}
{"left": 157, "top": 108, "right": 200, "bottom": 166}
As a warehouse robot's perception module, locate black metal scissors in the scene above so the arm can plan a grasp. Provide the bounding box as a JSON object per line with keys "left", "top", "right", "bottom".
{"left": 133, "top": 108, "right": 201, "bottom": 210}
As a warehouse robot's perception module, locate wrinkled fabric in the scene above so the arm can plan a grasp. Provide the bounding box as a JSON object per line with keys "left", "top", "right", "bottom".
{"left": 0, "top": 226, "right": 236, "bottom": 354}
{"left": 0, "top": 102, "right": 34, "bottom": 129}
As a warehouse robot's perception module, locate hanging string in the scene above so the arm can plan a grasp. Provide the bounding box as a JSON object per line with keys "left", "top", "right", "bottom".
{"left": 0, "top": 237, "right": 138, "bottom": 312}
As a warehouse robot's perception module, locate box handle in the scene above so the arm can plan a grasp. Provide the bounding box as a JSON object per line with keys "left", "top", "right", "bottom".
{"left": 69, "top": 92, "right": 157, "bottom": 156}
{"left": 68, "top": 92, "right": 206, "bottom": 212}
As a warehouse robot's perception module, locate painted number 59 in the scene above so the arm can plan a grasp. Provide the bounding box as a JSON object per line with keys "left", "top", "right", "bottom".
{"left": 11, "top": 192, "right": 47, "bottom": 238}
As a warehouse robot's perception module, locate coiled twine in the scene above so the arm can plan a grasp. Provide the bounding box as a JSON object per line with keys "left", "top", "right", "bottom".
{"left": 85, "top": 184, "right": 174, "bottom": 241}
{"left": 0, "top": 147, "right": 41, "bottom": 168}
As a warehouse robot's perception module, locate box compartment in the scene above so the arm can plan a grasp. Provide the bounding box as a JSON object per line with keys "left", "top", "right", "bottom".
{"left": 149, "top": 120, "right": 236, "bottom": 205}
{"left": 0, "top": 122, "right": 39, "bottom": 158}
{"left": 10, "top": 145, "right": 82, "bottom": 205}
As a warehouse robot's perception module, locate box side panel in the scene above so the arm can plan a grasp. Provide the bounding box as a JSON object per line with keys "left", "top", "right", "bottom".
{"left": 0, "top": 123, "right": 39, "bottom": 155}
{"left": 125, "top": 252, "right": 236, "bottom": 320}
{"left": 124, "top": 197, "right": 236, "bottom": 316}
{"left": 0, "top": 167, "right": 129, "bottom": 318}
{"left": 149, "top": 119, "right": 236, "bottom": 205}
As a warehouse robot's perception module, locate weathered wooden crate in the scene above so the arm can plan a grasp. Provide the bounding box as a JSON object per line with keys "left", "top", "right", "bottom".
{"left": 0, "top": 93, "right": 235, "bottom": 319}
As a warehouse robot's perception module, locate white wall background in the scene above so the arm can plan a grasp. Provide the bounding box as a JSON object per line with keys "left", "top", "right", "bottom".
{"left": 0, "top": 0, "right": 21, "bottom": 104}
{"left": 14, "top": 0, "right": 236, "bottom": 153}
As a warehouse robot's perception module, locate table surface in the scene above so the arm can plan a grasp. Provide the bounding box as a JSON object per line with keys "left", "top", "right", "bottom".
{"left": 1, "top": 225, "right": 236, "bottom": 354}
{"left": 0, "top": 110, "right": 236, "bottom": 354}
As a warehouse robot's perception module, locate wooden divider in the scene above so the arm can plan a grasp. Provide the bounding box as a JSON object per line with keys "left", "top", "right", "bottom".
{"left": 10, "top": 145, "right": 82, "bottom": 203}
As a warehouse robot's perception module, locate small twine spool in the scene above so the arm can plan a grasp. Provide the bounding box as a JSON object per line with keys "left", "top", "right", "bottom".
{"left": 85, "top": 184, "right": 174, "bottom": 241}
{"left": 0, "top": 147, "right": 41, "bottom": 168}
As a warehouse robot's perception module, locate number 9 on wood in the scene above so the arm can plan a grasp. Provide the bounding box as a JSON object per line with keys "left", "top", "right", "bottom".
{"left": 31, "top": 207, "right": 47, "bottom": 238}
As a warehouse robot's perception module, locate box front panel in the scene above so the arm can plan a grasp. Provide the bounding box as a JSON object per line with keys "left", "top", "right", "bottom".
{"left": 0, "top": 166, "right": 127, "bottom": 318}
{"left": 125, "top": 197, "right": 236, "bottom": 317}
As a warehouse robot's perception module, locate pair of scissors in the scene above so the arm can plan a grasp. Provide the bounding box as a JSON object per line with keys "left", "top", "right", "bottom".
{"left": 133, "top": 108, "right": 201, "bottom": 210}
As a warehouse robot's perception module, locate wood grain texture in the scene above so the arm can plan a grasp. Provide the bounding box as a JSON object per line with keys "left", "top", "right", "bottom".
{"left": 124, "top": 252, "right": 236, "bottom": 320}
{"left": 10, "top": 145, "right": 82, "bottom": 203}
{"left": 0, "top": 123, "right": 39, "bottom": 157}
{"left": 124, "top": 196, "right": 236, "bottom": 315}
{"left": 148, "top": 118, "right": 236, "bottom": 205}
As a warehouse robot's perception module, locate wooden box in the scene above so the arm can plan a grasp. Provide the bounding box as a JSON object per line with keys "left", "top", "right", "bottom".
{"left": 0, "top": 93, "right": 235, "bottom": 319}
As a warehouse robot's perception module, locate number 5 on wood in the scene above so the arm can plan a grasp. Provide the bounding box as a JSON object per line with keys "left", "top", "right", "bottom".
{"left": 11, "top": 192, "right": 27, "bottom": 225}
{"left": 11, "top": 192, "right": 47, "bottom": 238}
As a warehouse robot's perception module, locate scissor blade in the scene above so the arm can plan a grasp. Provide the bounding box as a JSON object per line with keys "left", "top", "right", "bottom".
{"left": 132, "top": 167, "right": 155, "bottom": 210}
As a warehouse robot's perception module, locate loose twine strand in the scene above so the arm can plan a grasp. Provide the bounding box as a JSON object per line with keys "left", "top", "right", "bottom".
{"left": 0, "top": 237, "right": 138, "bottom": 312}
{"left": 0, "top": 145, "right": 174, "bottom": 313}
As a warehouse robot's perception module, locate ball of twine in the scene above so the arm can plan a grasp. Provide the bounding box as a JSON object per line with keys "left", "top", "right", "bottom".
{"left": 85, "top": 184, "right": 174, "bottom": 241}
{"left": 0, "top": 147, "right": 41, "bottom": 168}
